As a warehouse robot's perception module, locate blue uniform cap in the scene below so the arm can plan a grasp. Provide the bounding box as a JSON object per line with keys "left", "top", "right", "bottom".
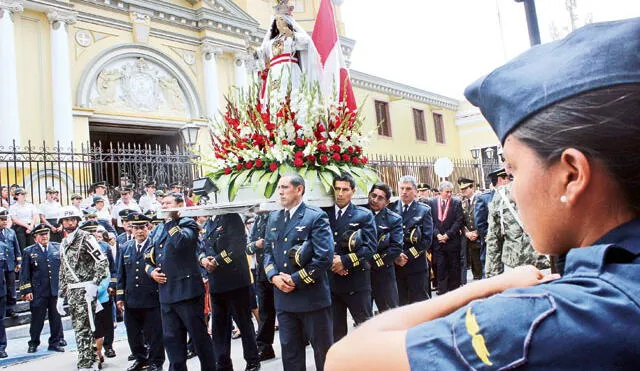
{"left": 464, "top": 17, "right": 640, "bottom": 144}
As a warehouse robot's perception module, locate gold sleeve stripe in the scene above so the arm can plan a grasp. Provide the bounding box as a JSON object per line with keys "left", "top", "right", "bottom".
{"left": 409, "top": 247, "right": 419, "bottom": 258}
{"left": 116, "top": 290, "right": 124, "bottom": 295}
{"left": 221, "top": 250, "right": 228, "bottom": 258}
{"left": 168, "top": 226, "right": 181, "bottom": 236}
{"left": 20, "top": 283, "right": 32, "bottom": 290}
{"left": 223, "top": 257, "right": 232, "bottom": 264}
{"left": 265, "top": 264, "right": 275, "bottom": 275}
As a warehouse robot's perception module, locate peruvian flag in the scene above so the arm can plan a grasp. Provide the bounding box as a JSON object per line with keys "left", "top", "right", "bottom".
{"left": 311, "top": 0, "right": 357, "bottom": 112}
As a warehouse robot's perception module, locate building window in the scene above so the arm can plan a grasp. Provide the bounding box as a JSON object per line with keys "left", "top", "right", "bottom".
{"left": 433, "top": 112, "right": 445, "bottom": 144}
{"left": 375, "top": 100, "right": 392, "bottom": 137}
{"left": 413, "top": 109, "right": 426, "bottom": 141}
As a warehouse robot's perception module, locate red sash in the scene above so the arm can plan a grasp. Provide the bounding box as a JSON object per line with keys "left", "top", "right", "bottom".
{"left": 437, "top": 197, "right": 451, "bottom": 222}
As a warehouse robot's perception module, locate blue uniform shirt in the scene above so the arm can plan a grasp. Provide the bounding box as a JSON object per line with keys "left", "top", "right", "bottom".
{"left": 406, "top": 217, "right": 640, "bottom": 370}
{"left": 19, "top": 242, "right": 61, "bottom": 299}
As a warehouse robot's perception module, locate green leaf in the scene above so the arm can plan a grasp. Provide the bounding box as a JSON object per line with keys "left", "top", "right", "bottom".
{"left": 306, "top": 168, "right": 318, "bottom": 191}
{"left": 264, "top": 181, "right": 278, "bottom": 199}
{"left": 349, "top": 166, "right": 365, "bottom": 178}
{"left": 256, "top": 171, "right": 272, "bottom": 197}
{"left": 226, "top": 172, "right": 241, "bottom": 201}
{"left": 279, "top": 163, "right": 295, "bottom": 176}
{"left": 250, "top": 169, "right": 266, "bottom": 189}
{"left": 355, "top": 175, "right": 368, "bottom": 194}
{"left": 325, "top": 164, "right": 341, "bottom": 176}
{"left": 298, "top": 166, "right": 309, "bottom": 178}
{"left": 228, "top": 170, "right": 251, "bottom": 201}
{"left": 318, "top": 170, "right": 334, "bottom": 194}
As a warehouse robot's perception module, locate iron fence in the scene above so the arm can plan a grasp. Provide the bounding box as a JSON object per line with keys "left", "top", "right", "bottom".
{"left": 0, "top": 140, "right": 201, "bottom": 205}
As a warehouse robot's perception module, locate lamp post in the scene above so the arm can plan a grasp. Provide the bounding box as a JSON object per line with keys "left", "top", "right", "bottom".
{"left": 181, "top": 123, "right": 200, "bottom": 147}
{"left": 515, "top": 0, "right": 541, "bottom": 46}
{"left": 470, "top": 148, "right": 485, "bottom": 189}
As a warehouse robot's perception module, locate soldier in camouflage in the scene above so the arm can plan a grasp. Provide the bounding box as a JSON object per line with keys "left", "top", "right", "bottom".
{"left": 485, "top": 182, "right": 548, "bottom": 278}
{"left": 56, "top": 206, "right": 110, "bottom": 370}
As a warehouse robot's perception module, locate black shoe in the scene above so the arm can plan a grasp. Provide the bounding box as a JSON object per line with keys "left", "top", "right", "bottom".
{"left": 245, "top": 362, "right": 261, "bottom": 371}
{"left": 127, "top": 360, "right": 149, "bottom": 371}
{"left": 27, "top": 345, "right": 37, "bottom": 353}
{"left": 128, "top": 354, "right": 136, "bottom": 361}
{"left": 47, "top": 345, "right": 65, "bottom": 352}
{"left": 147, "top": 365, "right": 162, "bottom": 371}
{"left": 0, "top": 351, "right": 7, "bottom": 358}
{"left": 104, "top": 347, "right": 116, "bottom": 358}
{"left": 258, "top": 350, "right": 275, "bottom": 361}
{"left": 186, "top": 350, "right": 197, "bottom": 359}
{"left": 5, "top": 310, "right": 16, "bottom": 318}
{"left": 58, "top": 339, "right": 67, "bottom": 347}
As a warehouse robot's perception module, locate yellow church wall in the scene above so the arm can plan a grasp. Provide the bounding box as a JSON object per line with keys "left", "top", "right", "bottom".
{"left": 15, "top": 10, "right": 53, "bottom": 145}
{"left": 457, "top": 120, "right": 500, "bottom": 158}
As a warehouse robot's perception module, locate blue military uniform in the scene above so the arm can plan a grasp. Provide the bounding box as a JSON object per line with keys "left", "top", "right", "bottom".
{"left": 263, "top": 202, "right": 334, "bottom": 371}
{"left": 0, "top": 225, "right": 21, "bottom": 317}
{"left": 199, "top": 214, "right": 259, "bottom": 371}
{"left": 406, "top": 217, "right": 640, "bottom": 370}
{"left": 19, "top": 240, "right": 64, "bottom": 350}
{"left": 474, "top": 190, "right": 495, "bottom": 274}
{"left": 390, "top": 200, "right": 434, "bottom": 305}
{"left": 0, "top": 246, "right": 7, "bottom": 357}
{"left": 367, "top": 206, "right": 403, "bottom": 312}
{"left": 117, "top": 221, "right": 164, "bottom": 370}
{"left": 322, "top": 203, "right": 376, "bottom": 342}
{"left": 145, "top": 217, "right": 215, "bottom": 371}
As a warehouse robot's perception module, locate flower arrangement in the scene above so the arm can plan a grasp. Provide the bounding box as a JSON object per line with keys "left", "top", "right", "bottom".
{"left": 202, "top": 77, "right": 378, "bottom": 201}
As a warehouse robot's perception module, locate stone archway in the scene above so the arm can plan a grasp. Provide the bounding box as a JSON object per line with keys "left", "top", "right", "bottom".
{"left": 76, "top": 44, "right": 203, "bottom": 119}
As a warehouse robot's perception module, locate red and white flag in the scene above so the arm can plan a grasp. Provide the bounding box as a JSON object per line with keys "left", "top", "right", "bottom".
{"left": 311, "top": 0, "right": 357, "bottom": 112}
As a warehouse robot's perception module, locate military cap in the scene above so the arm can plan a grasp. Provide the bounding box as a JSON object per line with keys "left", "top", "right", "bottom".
{"left": 488, "top": 168, "right": 507, "bottom": 179}
{"left": 416, "top": 183, "right": 430, "bottom": 191}
{"left": 119, "top": 185, "right": 133, "bottom": 193}
{"left": 13, "top": 187, "right": 26, "bottom": 195}
{"left": 119, "top": 209, "right": 133, "bottom": 218}
{"left": 151, "top": 215, "right": 164, "bottom": 225}
{"left": 287, "top": 240, "right": 313, "bottom": 269}
{"left": 144, "top": 209, "right": 156, "bottom": 218}
{"left": 144, "top": 181, "right": 156, "bottom": 188}
{"left": 70, "top": 193, "right": 83, "bottom": 200}
{"left": 92, "top": 181, "right": 107, "bottom": 189}
{"left": 404, "top": 225, "right": 422, "bottom": 247}
{"left": 32, "top": 223, "right": 51, "bottom": 235}
{"left": 92, "top": 195, "right": 105, "bottom": 205}
{"left": 58, "top": 205, "right": 83, "bottom": 222}
{"left": 83, "top": 207, "right": 98, "bottom": 218}
{"left": 79, "top": 220, "right": 99, "bottom": 232}
{"left": 0, "top": 208, "right": 9, "bottom": 219}
{"left": 45, "top": 186, "right": 58, "bottom": 193}
{"left": 465, "top": 18, "right": 640, "bottom": 144}
{"left": 170, "top": 182, "right": 183, "bottom": 189}
{"left": 457, "top": 177, "right": 474, "bottom": 190}
{"left": 155, "top": 190, "right": 165, "bottom": 198}
{"left": 339, "top": 229, "right": 362, "bottom": 253}
{"left": 127, "top": 212, "right": 151, "bottom": 225}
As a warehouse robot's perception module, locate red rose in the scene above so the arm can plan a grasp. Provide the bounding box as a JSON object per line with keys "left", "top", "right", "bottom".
{"left": 347, "top": 146, "right": 355, "bottom": 154}
{"left": 362, "top": 156, "right": 368, "bottom": 165}
{"left": 320, "top": 154, "right": 329, "bottom": 165}
{"left": 236, "top": 164, "right": 243, "bottom": 171}
{"left": 317, "top": 123, "right": 326, "bottom": 132}
{"left": 261, "top": 112, "right": 270, "bottom": 123}
{"left": 307, "top": 155, "right": 316, "bottom": 163}
{"left": 331, "top": 144, "right": 341, "bottom": 153}
{"left": 245, "top": 161, "right": 254, "bottom": 169}
{"left": 342, "top": 154, "right": 351, "bottom": 162}
{"left": 266, "top": 124, "right": 276, "bottom": 131}
{"left": 294, "top": 123, "right": 302, "bottom": 131}
{"left": 282, "top": 139, "right": 289, "bottom": 145}
{"left": 255, "top": 158, "right": 264, "bottom": 168}
{"left": 293, "top": 157, "right": 304, "bottom": 168}
{"left": 295, "top": 151, "right": 304, "bottom": 158}
{"left": 269, "top": 162, "right": 278, "bottom": 172}
{"left": 317, "top": 143, "right": 328, "bottom": 153}
{"left": 332, "top": 153, "right": 341, "bottom": 162}
{"left": 224, "top": 167, "right": 232, "bottom": 175}
{"left": 352, "top": 157, "right": 360, "bottom": 165}
{"left": 295, "top": 138, "right": 305, "bottom": 147}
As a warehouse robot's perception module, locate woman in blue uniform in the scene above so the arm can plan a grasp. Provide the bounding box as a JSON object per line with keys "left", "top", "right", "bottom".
{"left": 326, "top": 17, "right": 640, "bottom": 370}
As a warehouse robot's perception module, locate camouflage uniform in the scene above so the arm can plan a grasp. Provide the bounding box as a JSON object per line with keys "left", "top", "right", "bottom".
{"left": 58, "top": 230, "right": 109, "bottom": 370}
{"left": 462, "top": 195, "right": 483, "bottom": 280}
{"left": 485, "top": 183, "right": 547, "bottom": 278}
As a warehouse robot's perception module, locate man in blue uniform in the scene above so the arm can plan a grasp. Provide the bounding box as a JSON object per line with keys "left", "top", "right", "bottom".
{"left": 391, "top": 175, "right": 434, "bottom": 305}
{"left": 0, "top": 231, "right": 8, "bottom": 358}
{"left": 322, "top": 173, "right": 376, "bottom": 342}
{"left": 199, "top": 212, "right": 260, "bottom": 371}
{"left": 246, "top": 211, "right": 276, "bottom": 361}
{"left": 0, "top": 208, "right": 20, "bottom": 318}
{"left": 145, "top": 192, "right": 215, "bottom": 371}
{"left": 474, "top": 168, "right": 509, "bottom": 275}
{"left": 19, "top": 224, "right": 65, "bottom": 353}
{"left": 263, "top": 174, "right": 334, "bottom": 371}
{"left": 366, "top": 183, "right": 403, "bottom": 312}
{"left": 117, "top": 213, "right": 164, "bottom": 371}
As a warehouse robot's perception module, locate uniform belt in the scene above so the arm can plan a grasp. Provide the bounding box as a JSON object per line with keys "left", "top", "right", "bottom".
{"left": 68, "top": 280, "right": 102, "bottom": 332}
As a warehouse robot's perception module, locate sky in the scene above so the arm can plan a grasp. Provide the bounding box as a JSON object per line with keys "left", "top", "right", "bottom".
{"left": 340, "top": 0, "right": 640, "bottom": 99}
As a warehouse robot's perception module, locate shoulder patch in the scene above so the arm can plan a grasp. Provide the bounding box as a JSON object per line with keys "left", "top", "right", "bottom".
{"left": 452, "top": 293, "right": 556, "bottom": 370}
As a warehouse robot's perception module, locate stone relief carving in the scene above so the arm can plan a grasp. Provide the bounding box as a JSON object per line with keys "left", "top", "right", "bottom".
{"left": 90, "top": 57, "right": 189, "bottom": 116}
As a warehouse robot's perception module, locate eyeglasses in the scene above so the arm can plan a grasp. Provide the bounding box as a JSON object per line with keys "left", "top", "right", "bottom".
{"left": 369, "top": 193, "right": 387, "bottom": 202}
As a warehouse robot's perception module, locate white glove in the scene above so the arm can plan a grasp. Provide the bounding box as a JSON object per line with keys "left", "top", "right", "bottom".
{"left": 56, "top": 297, "right": 66, "bottom": 316}
{"left": 84, "top": 283, "right": 98, "bottom": 299}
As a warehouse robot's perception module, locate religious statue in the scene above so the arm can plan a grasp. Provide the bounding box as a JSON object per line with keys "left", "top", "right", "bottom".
{"left": 94, "top": 69, "right": 122, "bottom": 106}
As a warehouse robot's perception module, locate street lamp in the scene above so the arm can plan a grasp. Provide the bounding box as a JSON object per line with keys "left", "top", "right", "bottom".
{"left": 515, "top": 0, "right": 541, "bottom": 46}
{"left": 484, "top": 147, "right": 495, "bottom": 160}
{"left": 470, "top": 148, "right": 480, "bottom": 160}
{"left": 181, "top": 124, "right": 200, "bottom": 147}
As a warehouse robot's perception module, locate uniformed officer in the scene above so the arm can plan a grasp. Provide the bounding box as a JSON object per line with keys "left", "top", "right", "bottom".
{"left": 117, "top": 212, "right": 164, "bottom": 371}
{"left": 246, "top": 211, "right": 276, "bottom": 361}
{"left": 459, "top": 178, "right": 482, "bottom": 281}
{"left": 416, "top": 183, "right": 431, "bottom": 203}
{"left": 38, "top": 187, "right": 63, "bottom": 242}
{"left": 322, "top": 173, "right": 376, "bottom": 342}
{"left": 112, "top": 187, "right": 141, "bottom": 235}
{"left": 0, "top": 234, "right": 8, "bottom": 358}
{"left": 138, "top": 182, "right": 160, "bottom": 213}
{"left": 19, "top": 224, "right": 65, "bottom": 353}
{"left": 0, "top": 208, "right": 21, "bottom": 318}
{"left": 263, "top": 174, "right": 334, "bottom": 371}
{"left": 82, "top": 182, "right": 111, "bottom": 210}
{"left": 366, "top": 183, "right": 403, "bottom": 313}
{"left": 199, "top": 213, "right": 260, "bottom": 371}
{"left": 391, "top": 175, "right": 434, "bottom": 305}
{"left": 145, "top": 192, "right": 215, "bottom": 371}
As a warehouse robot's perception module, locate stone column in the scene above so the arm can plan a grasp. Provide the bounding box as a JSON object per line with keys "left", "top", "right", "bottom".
{"left": 202, "top": 43, "right": 223, "bottom": 120}
{"left": 47, "top": 9, "right": 76, "bottom": 149}
{"left": 234, "top": 53, "right": 248, "bottom": 90}
{"left": 0, "top": 0, "right": 24, "bottom": 149}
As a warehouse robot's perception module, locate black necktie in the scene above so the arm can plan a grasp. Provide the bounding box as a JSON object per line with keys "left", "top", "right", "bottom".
{"left": 442, "top": 200, "right": 446, "bottom": 209}
{"left": 42, "top": 244, "right": 47, "bottom": 255}
{"left": 284, "top": 210, "right": 290, "bottom": 224}
{"left": 403, "top": 205, "right": 408, "bottom": 215}
{"left": 137, "top": 244, "right": 141, "bottom": 255}
{"left": 337, "top": 209, "right": 343, "bottom": 220}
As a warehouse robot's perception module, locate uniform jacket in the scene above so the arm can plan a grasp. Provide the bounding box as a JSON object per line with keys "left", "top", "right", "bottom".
{"left": 199, "top": 214, "right": 251, "bottom": 294}
{"left": 99, "top": 241, "right": 117, "bottom": 290}
{"left": 427, "top": 197, "right": 464, "bottom": 251}
{"left": 0, "top": 227, "right": 22, "bottom": 271}
{"left": 367, "top": 206, "right": 403, "bottom": 271}
{"left": 485, "top": 183, "right": 539, "bottom": 277}
{"left": 246, "top": 213, "right": 269, "bottom": 283}
{"left": 390, "top": 200, "right": 434, "bottom": 275}
{"left": 117, "top": 238, "right": 159, "bottom": 308}
{"left": 19, "top": 242, "right": 61, "bottom": 299}
{"left": 322, "top": 203, "right": 377, "bottom": 294}
{"left": 263, "top": 202, "right": 334, "bottom": 313}
{"left": 0, "top": 248, "right": 6, "bottom": 298}
{"left": 115, "top": 232, "right": 133, "bottom": 270}
{"left": 145, "top": 218, "right": 204, "bottom": 304}
{"left": 473, "top": 190, "right": 495, "bottom": 241}
{"left": 58, "top": 230, "right": 110, "bottom": 298}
